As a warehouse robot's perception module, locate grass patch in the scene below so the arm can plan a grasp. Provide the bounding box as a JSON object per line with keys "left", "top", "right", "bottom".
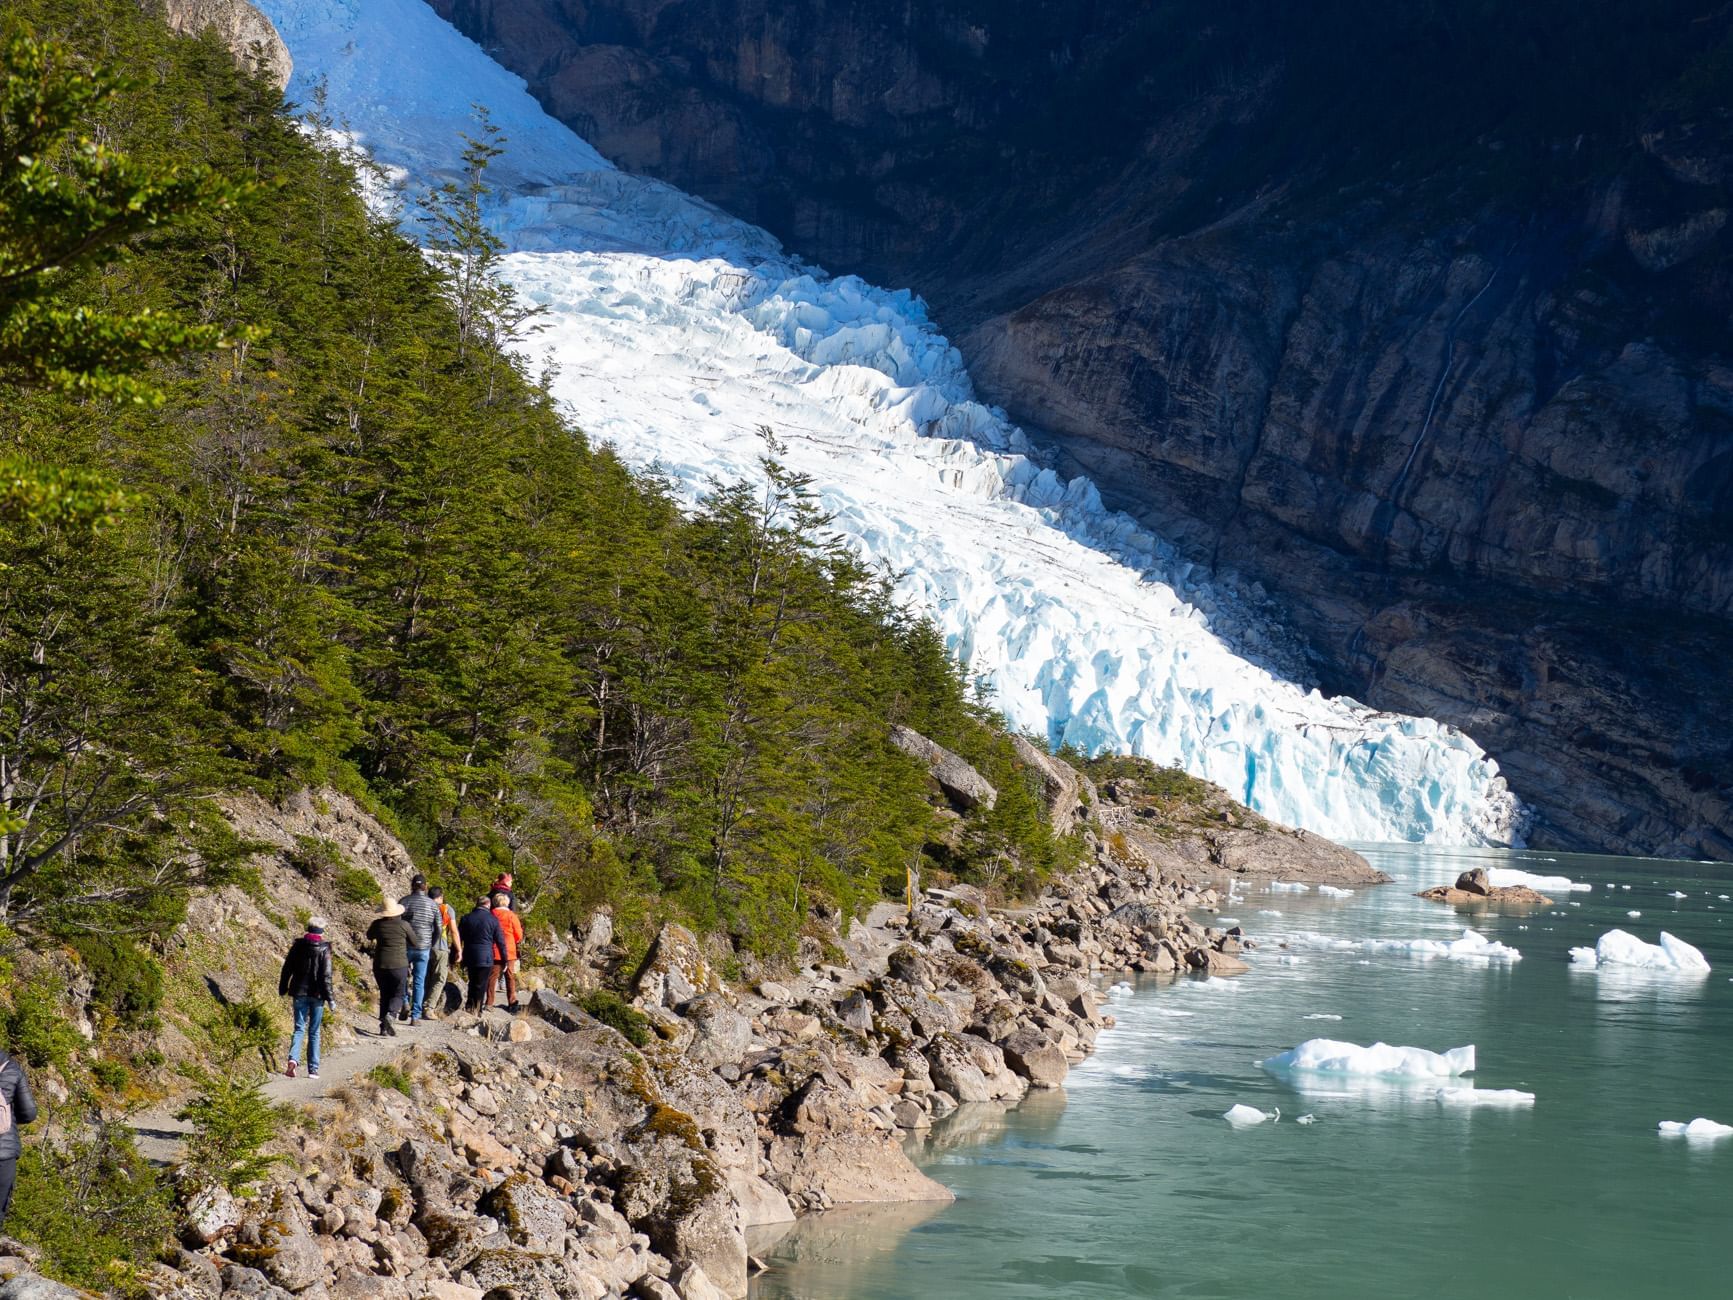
{"left": 367, "top": 1062, "right": 413, "bottom": 1096}
{"left": 578, "top": 989, "right": 653, "bottom": 1047}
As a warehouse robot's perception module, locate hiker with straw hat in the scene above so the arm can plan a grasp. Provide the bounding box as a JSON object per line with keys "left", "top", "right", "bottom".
{"left": 364, "top": 895, "right": 415, "bottom": 1036}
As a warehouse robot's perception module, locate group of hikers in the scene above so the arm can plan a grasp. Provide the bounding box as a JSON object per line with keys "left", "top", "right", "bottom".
{"left": 276, "top": 872, "right": 526, "bottom": 1080}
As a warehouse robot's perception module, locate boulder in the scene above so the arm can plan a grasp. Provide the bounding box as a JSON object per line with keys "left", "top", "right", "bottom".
{"left": 1185, "top": 947, "right": 1250, "bottom": 976}
{"left": 925, "top": 1033, "right": 993, "bottom": 1103}
{"left": 1456, "top": 868, "right": 1493, "bottom": 896}
{"left": 633, "top": 923, "right": 712, "bottom": 1008}
{"left": 162, "top": 0, "right": 292, "bottom": 90}
{"left": 479, "top": 1173, "right": 570, "bottom": 1248}
{"left": 685, "top": 995, "right": 753, "bottom": 1070}
{"left": 889, "top": 726, "right": 997, "bottom": 811}
{"left": 232, "top": 1190, "right": 324, "bottom": 1293}
{"left": 0, "top": 1275, "right": 89, "bottom": 1300}
{"left": 1009, "top": 735, "right": 1096, "bottom": 833}
{"left": 998, "top": 1028, "right": 1069, "bottom": 1088}
{"left": 182, "top": 1181, "right": 242, "bottom": 1245}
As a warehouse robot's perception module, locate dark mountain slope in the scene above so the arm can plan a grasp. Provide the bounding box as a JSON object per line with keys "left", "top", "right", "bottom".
{"left": 426, "top": 0, "right": 1733, "bottom": 857}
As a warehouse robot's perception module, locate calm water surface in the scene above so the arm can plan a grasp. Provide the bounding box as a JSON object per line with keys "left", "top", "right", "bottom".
{"left": 750, "top": 847, "right": 1733, "bottom": 1299}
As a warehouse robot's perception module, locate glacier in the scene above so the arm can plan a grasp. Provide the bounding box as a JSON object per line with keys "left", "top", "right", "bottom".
{"left": 256, "top": 0, "right": 1530, "bottom": 845}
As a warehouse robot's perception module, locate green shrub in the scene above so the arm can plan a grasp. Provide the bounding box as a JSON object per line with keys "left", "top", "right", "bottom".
{"left": 67, "top": 933, "right": 164, "bottom": 1029}
{"left": 176, "top": 1071, "right": 287, "bottom": 1194}
{"left": 2, "top": 974, "right": 82, "bottom": 1071}
{"left": 90, "top": 1057, "right": 130, "bottom": 1092}
{"left": 11, "top": 1121, "right": 172, "bottom": 1292}
{"left": 578, "top": 990, "right": 652, "bottom": 1047}
{"left": 287, "top": 833, "right": 344, "bottom": 879}
{"left": 367, "top": 1062, "right": 413, "bottom": 1096}
{"left": 200, "top": 994, "right": 279, "bottom": 1069}
{"left": 335, "top": 862, "right": 382, "bottom": 907}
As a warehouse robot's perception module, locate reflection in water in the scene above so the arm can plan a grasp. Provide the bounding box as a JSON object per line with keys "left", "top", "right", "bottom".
{"left": 749, "top": 1199, "right": 949, "bottom": 1297}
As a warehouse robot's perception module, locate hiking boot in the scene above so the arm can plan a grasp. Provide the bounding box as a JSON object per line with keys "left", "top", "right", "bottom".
{"left": 285, "top": 1058, "right": 297, "bottom": 1078}
{"left": 398, "top": 1009, "right": 410, "bottom": 1022}
{"left": 409, "top": 1017, "right": 423, "bottom": 1026}
{"left": 380, "top": 1018, "right": 397, "bottom": 1037}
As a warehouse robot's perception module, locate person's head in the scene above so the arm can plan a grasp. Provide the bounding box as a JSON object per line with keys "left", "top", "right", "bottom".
{"left": 428, "top": 886, "right": 444, "bottom": 902}
{"left": 492, "top": 892, "right": 509, "bottom": 910}
{"left": 381, "top": 897, "right": 404, "bottom": 918}
{"left": 410, "top": 873, "right": 427, "bottom": 894}
{"left": 306, "top": 916, "right": 327, "bottom": 937}
{"left": 477, "top": 895, "right": 494, "bottom": 911}
{"left": 497, "top": 873, "right": 513, "bottom": 887}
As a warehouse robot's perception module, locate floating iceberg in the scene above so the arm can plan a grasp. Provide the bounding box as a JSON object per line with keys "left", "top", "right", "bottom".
{"left": 1270, "top": 882, "right": 1312, "bottom": 893}
{"left": 1658, "top": 1118, "right": 1733, "bottom": 1140}
{"left": 1284, "top": 928, "right": 1521, "bottom": 963}
{"left": 1487, "top": 867, "right": 1592, "bottom": 893}
{"left": 1567, "top": 930, "right": 1710, "bottom": 973}
{"left": 1303, "top": 1013, "right": 1344, "bottom": 1021}
{"left": 1295, "top": 1114, "right": 1318, "bottom": 1125}
{"left": 1435, "top": 1087, "right": 1535, "bottom": 1106}
{"left": 253, "top": 0, "right": 1533, "bottom": 849}
{"left": 1261, "top": 1039, "right": 1475, "bottom": 1078}
{"left": 1223, "top": 1104, "right": 1279, "bottom": 1127}
{"left": 1316, "top": 885, "right": 1354, "bottom": 898}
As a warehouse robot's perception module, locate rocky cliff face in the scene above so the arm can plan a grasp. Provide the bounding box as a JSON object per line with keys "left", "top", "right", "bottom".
{"left": 164, "top": 0, "right": 292, "bottom": 89}
{"left": 424, "top": 0, "right": 1733, "bottom": 858}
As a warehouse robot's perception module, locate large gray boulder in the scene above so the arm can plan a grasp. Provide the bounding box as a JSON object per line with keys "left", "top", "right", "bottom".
{"left": 633, "top": 922, "right": 712, "bottom": 1008}
{"left": 685, "top": 994, "right": 753, "bottom": 1070}
{"left": 1009, "top": 735, "right": 1096, "bottom": 833}
{"left": 890, "top": 726, "right": 997, "bottom": 811}
{"left": 162, "top": 0, "right": 292, "bottom": 90}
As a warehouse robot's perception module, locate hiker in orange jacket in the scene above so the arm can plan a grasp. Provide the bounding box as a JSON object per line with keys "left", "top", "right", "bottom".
{"left": 491, "top": 892, "right": 525, "bottom": 1012}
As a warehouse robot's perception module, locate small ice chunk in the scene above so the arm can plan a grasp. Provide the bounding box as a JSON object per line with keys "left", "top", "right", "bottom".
{"left": 1570, "top": 929, "right": 1711, "bottom": 973}
{"left": 1295, "top": 1114, "right": 1318, "bottom": 1125}
{"left": 1270, "top": 881, "right": 1311, "bottom": 893}
{"left": 1108, "top": 981, "right": 1134, "bottom": 996}
{"left": 1669, "top": 891, "right": 1688, "bottom": 899}
{"left": 1627, "top": 910, "right": 1643, "bottom": 918}
{"left": 1217, "top": 917, "right": 1240, "bottom": 926}
{"left": 1303, "top": 1013, "right": 1344, "bottom": 1021}
{"left": 1258, "top": 909, "right": 1284, "bottom": 916}
{"left": 1435, "top": 1086, "right": 1535, "bottom": 1106}
{"left": 1283, "top": 928, "right": 1521, "bottom": 963}
{"left": 1658, "top": 1118, "right": 1733, "bottom": 1140}
{"left": 1488, "top": 868, "right": 1591, "bottom": 892}
{"left": 1223, "top": 1104, "right": 1278, "bottom": 1127}
{"left": 1317, "top": 885, "right": 1354, "bottom": 898}
{"left": 1261, "top": 1039, "right": 1475, "bottom": 1078}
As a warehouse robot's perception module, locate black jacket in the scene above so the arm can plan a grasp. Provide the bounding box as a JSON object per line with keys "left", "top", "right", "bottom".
{"left": 0, "top": 1049, "right": 38, "bottom": 1161}
{"left": 278, "top": 935, "right": 334, "bottom": 1003}
{"left": 456, "top": 906, "right": 506, "bottom": 968}
{"left": 366, "top": 914, "right": 415, "bottom": 971}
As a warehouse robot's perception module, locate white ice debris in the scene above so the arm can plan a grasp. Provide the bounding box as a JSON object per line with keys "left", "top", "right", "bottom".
{"left": 1434, "top": 1087, "right": 1535, "bottom": 1106}
{"left": 1567, "top": 930, "right": 1711, "bottom": 973}
{"left": 1295, "top": 1114, "right": 1318, "bottom": 1124}
{"left": 1487, "top": 868, "right": 1591, "bottom": 893}
{"left": 1658, "top": 1118, "right": 1733, "bottom": 1140}
{"left": 1316, "top": 885, "right": 1354, "bottom": 898}
{"left": 1627, "top": 910, "right": 1643, "bottom": 918}
{"left": 1217, "top": 918, "right": 1240, "bottom": 926}
{"left": 1258, "top": 909, "right": 1284, "bottom": 916}
{"left": 1669, "top": 891, "right": 1689, "bottom": 899}
{"left": 1285, "top": 928, "right": 1521, "bottom": 962}
{"left": 254, "top": 0, "right": 1533, "bottom": 849}
{"left": 1270, "top": 882, "right": 1312, "bottom": 893}
{"left": 1223, "top": 1104, "right": 1279, "bottom": 1127}
{"left": 1261, "top": 1039, "right": 1475, "bottom": 1078}
{"left": 1303, "top": 1013, "right": 1344, "bottom": 1021}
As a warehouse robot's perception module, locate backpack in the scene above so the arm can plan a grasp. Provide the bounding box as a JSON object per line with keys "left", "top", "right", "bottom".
{"left": 0, "top": 1058, "right": 14, "bottom": 1137}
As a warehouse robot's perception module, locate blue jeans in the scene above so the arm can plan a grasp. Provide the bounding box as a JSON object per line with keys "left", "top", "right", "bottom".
{"left": 407, "top": 947, "right": 431, "bottom": 1018}
{"left": 289, "top": 996, "right": 324, "bottom": 1072}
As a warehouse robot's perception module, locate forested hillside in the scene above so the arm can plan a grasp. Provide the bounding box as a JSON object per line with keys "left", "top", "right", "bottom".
{"left": 2, "top": 0, "right": 1070, "bottom": 975}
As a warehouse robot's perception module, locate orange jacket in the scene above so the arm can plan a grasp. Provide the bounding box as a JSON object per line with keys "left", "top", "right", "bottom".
{"left": 492, "top": 906, "right": 524, "bottom": 962}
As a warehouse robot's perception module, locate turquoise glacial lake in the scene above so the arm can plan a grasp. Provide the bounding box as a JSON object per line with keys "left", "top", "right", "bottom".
{"left": 751, "top": 846, "right": 1733, "bottom": 1299}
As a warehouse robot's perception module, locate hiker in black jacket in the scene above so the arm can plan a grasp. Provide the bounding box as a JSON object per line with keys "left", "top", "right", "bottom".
{"left": 0, "top": 1047, "right": 39, "bottom": 1232}
{"left": 278, "top": 917, "right": 335, "bottom": 1079}
{"left": 365, "top": 898, "right": 415, "bottom": 1037}
{"left": 456, "top": 897, "right": 507, "bottom": 1012}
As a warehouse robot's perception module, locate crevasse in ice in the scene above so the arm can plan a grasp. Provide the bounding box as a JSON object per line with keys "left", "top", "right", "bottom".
{"left": 256, "top": 0, "right": 1531, "bottom": 845}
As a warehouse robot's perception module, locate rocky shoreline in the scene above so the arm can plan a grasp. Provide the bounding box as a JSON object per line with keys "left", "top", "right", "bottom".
{"left": 126, "top": 864, "right": 1214, "bottom": 1296}
{"left": 83, "top": 758, "right": 1368, "bottom": 1300}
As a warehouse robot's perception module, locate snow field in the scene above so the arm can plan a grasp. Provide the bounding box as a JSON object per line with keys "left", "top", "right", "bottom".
{"left": 256, "top": 0, "right": 1533, "bottom": 848}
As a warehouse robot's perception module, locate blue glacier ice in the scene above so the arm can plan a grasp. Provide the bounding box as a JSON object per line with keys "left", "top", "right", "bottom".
{"left": 256, "top": 0, "right": 1530, "bottom": 845}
